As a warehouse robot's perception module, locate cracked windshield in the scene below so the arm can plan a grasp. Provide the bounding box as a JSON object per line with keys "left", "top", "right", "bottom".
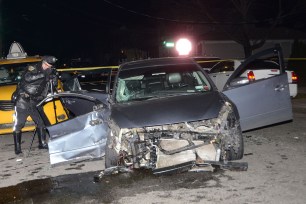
{"left": 116, "top": 64, "right": 212, "bottom": 102}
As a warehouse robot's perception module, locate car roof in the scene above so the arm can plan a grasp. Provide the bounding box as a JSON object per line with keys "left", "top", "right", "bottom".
{"left": 119, "top": 57, "right": 196, "bottom": 71}
{"left": 0, "top": 56, "right": 42, "bottom": 65}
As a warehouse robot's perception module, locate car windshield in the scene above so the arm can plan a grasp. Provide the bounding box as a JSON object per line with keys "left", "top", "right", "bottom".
{"left": 0, "top": 62, "right": 36, "bottom": 85}
{"left": 115, "top": 63, "right": 212, "bottom": 103}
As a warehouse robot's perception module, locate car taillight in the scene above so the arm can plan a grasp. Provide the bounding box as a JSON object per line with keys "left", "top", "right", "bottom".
{"left": 291, "top": 71, "right": 298, "bottom": 83}
{"left": 247, "top": 71, "right": 255, "bottom": 81}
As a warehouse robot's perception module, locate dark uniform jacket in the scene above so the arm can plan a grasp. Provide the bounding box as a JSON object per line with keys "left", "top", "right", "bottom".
{"left": 14, "top": 62, "right": 56, "bottom": 109}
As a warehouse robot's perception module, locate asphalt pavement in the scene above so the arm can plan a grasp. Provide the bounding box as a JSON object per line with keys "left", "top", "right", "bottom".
{"left": 0, "top": 86, "right": 305, "bottom": 188}
{"left": 0, "top": 86, "right": 305, "bottom": 203}
{"left": 0, "top": 132, "right": 105, "bottom": 188}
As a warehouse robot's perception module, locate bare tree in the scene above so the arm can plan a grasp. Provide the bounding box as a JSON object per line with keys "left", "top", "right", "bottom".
{"left": 228, "top": 0, "right": 296, "bottom": 57}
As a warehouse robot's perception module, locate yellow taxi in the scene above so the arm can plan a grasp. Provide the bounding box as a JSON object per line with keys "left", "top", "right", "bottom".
{"left": 0, "top": 42, "right": 68, "bottom": 134}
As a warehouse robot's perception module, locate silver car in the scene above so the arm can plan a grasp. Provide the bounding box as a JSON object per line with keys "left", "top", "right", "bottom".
{"left": 40, "top": 46, "right": 292, "bottom": 174}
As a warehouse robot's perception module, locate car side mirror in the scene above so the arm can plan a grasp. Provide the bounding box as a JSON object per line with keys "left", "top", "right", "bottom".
{"left": 229, "top": 77, "right": 250, "bottom": 87}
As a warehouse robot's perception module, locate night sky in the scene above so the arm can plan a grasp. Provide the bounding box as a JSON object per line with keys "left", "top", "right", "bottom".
{"left": 1, "top": 0, "right": 159, "bottom": 64}
{"left": 1, "top": 0, "right": 306, "bottom": 66}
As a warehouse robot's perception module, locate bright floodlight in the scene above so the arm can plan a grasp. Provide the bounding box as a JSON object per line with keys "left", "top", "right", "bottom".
{"left": 176, "top": 38, "right": 192, "bottom": 56}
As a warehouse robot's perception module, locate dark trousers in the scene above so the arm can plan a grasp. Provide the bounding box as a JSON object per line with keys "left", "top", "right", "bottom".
{"left": 13, "top": 105, "right": 45, "bottom": 132}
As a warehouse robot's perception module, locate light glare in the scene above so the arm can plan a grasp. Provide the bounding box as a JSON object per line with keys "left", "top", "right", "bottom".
{"left": 176, "top": 38, "right": 192, "bottom": 56}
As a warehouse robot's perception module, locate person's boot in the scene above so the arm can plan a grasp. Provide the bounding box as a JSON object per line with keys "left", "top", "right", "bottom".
{"left": 37, "top": 127, "right": 48, "bottom": 149}
{"left": 13, "top": 131, "right": 22, "bottom": 154}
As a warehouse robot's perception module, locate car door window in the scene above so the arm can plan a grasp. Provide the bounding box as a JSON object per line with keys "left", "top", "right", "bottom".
{"left": 59, "top": 68, "right": 117, "bottom": 93}
{"left": 224, "top": 50, "right": 284, "bottom": 89}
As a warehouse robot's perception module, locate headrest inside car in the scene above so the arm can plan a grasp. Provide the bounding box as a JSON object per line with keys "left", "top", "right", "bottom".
{"left": 167, "top": 73, "right": 182, "bottom": 84}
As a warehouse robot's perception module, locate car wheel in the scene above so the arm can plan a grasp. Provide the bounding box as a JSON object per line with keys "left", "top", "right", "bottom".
{"left": 105, "top": 133, "right": 119, "bottom": 168}
{"left": 224, "top": 124, "right": 244, "bottom": 160}
{"left": 220, "top": 112, "right": 244, "bottom": 161}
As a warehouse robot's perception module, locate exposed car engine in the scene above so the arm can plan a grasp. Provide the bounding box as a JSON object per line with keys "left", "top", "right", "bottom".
{"left": 106, "top": 102, "right": 243, "bottom": 174}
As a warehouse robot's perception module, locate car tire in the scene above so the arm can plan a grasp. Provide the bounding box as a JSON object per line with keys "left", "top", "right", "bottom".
{"left": 221, "top": 112, "right": 244, "bottom": 161}
{"left": 224, "top": 124, "right": 244, "bottom": 160}
{"left": 105, "top": 133, "right": 119, "bottom": 168}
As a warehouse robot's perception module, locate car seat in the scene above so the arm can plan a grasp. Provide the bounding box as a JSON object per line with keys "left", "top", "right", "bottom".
{"left": 167, "top": 72, "right": 182, "bottom": 88}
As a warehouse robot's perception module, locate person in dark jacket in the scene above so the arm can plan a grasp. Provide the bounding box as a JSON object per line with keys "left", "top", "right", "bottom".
{"left": 12, "top": 56, "right": 57, "bottom": 155}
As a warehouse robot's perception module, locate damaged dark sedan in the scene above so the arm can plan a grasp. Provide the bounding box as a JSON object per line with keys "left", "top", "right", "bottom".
{"left": 40, "top": 46, "right": 292, "bottom": 174}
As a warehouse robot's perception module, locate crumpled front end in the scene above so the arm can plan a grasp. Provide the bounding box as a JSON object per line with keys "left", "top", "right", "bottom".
{"left": 107, "top": 102, "right": 243, "bottom": 174}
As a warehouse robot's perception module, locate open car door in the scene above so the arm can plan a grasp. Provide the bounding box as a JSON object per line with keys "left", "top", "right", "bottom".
{"left": 222, "top": 46, "right": 292, "bottom": 131}
{"left": 38, "top": 92, "right": 110, "bottom": 166}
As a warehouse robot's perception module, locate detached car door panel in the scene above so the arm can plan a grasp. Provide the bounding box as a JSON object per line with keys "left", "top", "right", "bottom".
{"left": 38, "top": 93, "right": 110, "bottom": 166}
{"left": 222, "top": 46, "right": 292, "bottom": 131}
{"left": 47, "top": 111, "right": 108, "bottom": 166}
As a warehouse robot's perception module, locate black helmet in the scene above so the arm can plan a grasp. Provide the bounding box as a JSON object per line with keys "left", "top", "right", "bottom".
{"left": 42, "top": 56, "right": 57, "bottom": 65}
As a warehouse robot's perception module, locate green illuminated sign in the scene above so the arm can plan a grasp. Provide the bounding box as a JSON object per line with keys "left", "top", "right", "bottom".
{"left": 163, "top": 41, "right": 175, "bottom": 48}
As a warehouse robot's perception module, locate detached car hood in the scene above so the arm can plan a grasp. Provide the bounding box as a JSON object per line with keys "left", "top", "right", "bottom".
{"left": 111, "top": 91, "right": 224, "bottom": 128}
